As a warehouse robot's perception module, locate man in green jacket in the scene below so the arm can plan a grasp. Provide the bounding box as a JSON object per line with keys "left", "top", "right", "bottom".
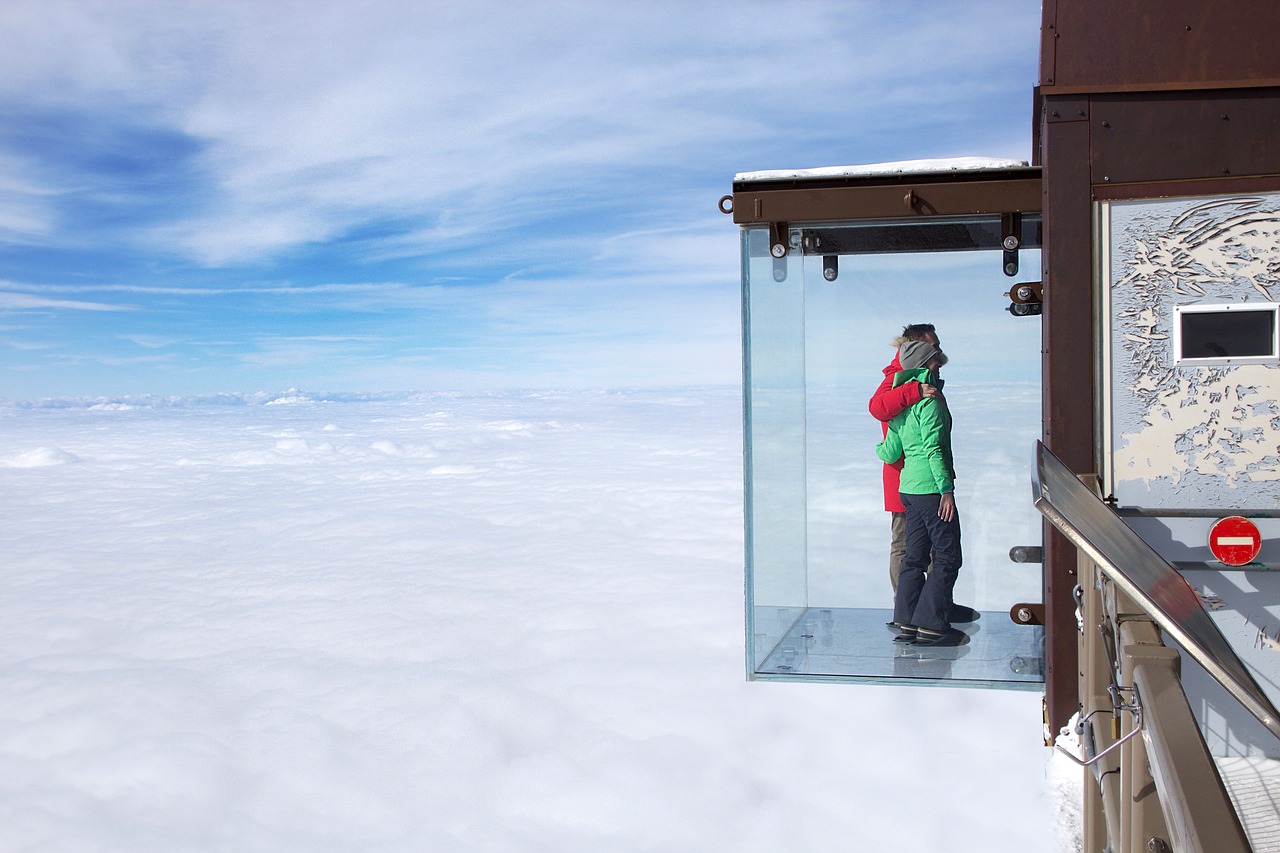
{"left": 875, "top": 340, "right": 967, "bottom": 646}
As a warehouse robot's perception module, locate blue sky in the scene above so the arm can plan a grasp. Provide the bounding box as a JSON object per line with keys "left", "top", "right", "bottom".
{"left": 0, "top": 1, "right": 1041, "bottom": 399}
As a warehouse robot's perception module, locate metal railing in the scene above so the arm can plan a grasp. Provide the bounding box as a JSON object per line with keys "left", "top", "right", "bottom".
{"left": 1069, "top": 554, "right": 1252, "bottom": 853}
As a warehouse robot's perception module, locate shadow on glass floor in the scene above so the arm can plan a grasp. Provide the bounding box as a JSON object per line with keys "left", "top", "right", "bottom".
{"left": 754, "top": 607, "right": 1044, "bottom": 689}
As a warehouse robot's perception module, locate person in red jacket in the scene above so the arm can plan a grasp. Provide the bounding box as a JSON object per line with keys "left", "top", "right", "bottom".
{"left": 869, "top": 323, "right": 977, "bottom": 623}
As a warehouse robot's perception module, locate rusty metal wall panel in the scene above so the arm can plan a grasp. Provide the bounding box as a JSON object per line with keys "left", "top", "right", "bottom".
{"left": 731, "top": 176, "right": 1041, "bottom": 226}
{"left": 1042, "top": 0, "right": 1280, "bottom": 94}
{"left": 1039, "top": 100, "right": 1094, "bottom": 738}
{"left": 1038, "top": 11, "right": 1280, "bottom": 734}
{"left": 1093, "top": 174, "right": 1280, "bottom": 202}
{"left": 1089, "top": 89, "right": 1280, "bottom": 186}
{"left": 1038, "top": 84, "right": 1280, "bottom": 735}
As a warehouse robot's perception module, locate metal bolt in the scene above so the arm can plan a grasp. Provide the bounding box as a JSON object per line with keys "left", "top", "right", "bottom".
{"left": 1148, "top": 838, "right": 1170, "bottom": 853}
{"left": 822, "top": 255, "right": 838, "bottom": 282}
{"left": 1017, "top": 607, "right": 1034, "bottom": 623}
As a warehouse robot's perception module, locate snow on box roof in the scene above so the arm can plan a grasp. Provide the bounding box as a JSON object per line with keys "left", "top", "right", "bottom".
{"left": 734, "top": 156, "right": 1030, "bottom": 183}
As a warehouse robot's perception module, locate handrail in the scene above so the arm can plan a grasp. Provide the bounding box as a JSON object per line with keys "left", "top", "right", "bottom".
{"left": 1132, "top": 655, "right": 1252, "bottom": 853}
{"left": 1067, "top": 557, "right": 1253, "bottom": 852}
{"left": 1032, "top": 441, "right": 1280, "bottom": 740}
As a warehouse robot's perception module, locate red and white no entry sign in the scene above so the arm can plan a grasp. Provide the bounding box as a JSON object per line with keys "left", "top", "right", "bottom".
{"left": 1208, "top": 516, "right": 1262, "bottom": 566}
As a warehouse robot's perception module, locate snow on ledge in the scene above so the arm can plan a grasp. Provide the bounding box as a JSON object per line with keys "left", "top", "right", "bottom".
{"left": 734, "top": 156, "right": 1030, "bottom": 183}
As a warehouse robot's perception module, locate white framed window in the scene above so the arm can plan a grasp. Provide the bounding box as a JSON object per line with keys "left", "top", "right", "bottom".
{"left": 1173, "top": 302, "right": 1280, "bottom": 365}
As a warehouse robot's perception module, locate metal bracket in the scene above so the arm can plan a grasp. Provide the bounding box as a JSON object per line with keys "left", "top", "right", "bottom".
{"left": 1009, "top": 544, "right": 1045, "bottom": 563}
{"left": 1007, "top": 281, "right": 1043, "bottom": 304}
{"left": 1011, "top": 603, "right": 1046, "bottom": 625}
{"left": 1006, "top": 279, "right": 1044, "bottom": 316}
{"left": 1001, "top": 212, "right": 1022, "bottom": 276}
{"left": 1055, "top": 709, "right": 1145, "bottom": 767}
{"left": 769, "top": 221, "right": 789, "bottom": 258}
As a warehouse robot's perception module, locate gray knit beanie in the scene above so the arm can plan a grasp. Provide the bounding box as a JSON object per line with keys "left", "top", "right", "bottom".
{"left": 899, "top": 340, "right": 939, "bottom": 371}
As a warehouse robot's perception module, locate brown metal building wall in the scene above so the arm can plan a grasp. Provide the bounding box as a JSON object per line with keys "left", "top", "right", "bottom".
{"left": 1041, "top": 1, "right": 1280, "bottom": 94}
{"left": 1038, "top": 97, "right": 1093, "bottom": 738}
{"left": 1038, "top": 0, "right": 1280, "bottom": 736}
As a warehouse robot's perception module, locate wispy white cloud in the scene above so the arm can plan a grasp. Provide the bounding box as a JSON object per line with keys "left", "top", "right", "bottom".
{"left": 2, "top": 280, "right": 416, "bottom": 297}
{"left": 117, "top": 334, "right": 178, "bottom": 349}
{"left": 95, "top": 352, "right": 180, "bottom": 367}
{"left": 0, "top": 0, "right": 1041, "bottom": 396}
{"left": 0, "top": 1, "right": 1039, "bottom": 265}
{"left": 5, "top": 339, "right": 61, "bottom": 351}
{"left": 0, "top": 154, "right": 58, "bottom": 241}
{"left": 0, "top": 292, "right": 132, "bottom": 312}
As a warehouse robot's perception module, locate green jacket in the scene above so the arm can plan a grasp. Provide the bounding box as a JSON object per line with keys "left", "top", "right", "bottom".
{"left": 874, "top": 367, "right": 955, "bottom": 495}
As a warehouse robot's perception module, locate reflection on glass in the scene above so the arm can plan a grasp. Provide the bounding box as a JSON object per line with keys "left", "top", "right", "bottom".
{"left": 744, "top": 230, "right": 807, "bottom": 669}
{"left": 743, "top": 224, "right": 1045, "bottom": 689}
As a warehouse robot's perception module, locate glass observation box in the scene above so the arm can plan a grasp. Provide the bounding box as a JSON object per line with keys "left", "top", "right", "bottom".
{"left": 727, "top": 159, "right": 1048, "bottom": 689}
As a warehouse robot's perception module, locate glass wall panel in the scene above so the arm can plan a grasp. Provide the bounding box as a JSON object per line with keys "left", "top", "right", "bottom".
{"left": 743, "top": 228, "right": 808, "bottom": 670}
{"left": 743, "top": 220, "right": 1046, "bottom": 689}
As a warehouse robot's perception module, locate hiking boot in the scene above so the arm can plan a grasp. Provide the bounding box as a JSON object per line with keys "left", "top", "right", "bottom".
{"left": 913, "top": 626, "right": 970, "bottom": 646}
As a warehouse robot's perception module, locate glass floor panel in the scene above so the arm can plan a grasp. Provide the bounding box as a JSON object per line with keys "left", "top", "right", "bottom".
{"left": 755, "top": 607, "right": 1044, "bottom": 689}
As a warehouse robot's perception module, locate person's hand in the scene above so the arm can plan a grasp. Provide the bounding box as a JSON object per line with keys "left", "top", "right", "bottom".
{"left": 938, "top": 492, "right": 956, "bottom": 522}
{"left": 919, "top": 383, "right": 944, "bottom": 404}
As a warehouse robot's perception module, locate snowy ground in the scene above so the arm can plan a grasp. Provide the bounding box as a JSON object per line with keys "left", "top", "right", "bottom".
{"left": 0, "top": 388, "right": 1069, "bottom": 851}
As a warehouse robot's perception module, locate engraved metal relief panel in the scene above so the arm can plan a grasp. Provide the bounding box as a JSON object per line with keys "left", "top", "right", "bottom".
{"left": 1106, "top": 194, "right": 1280, "bottom": 510}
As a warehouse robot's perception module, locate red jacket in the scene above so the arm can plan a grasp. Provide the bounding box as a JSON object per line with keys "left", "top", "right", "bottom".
{"left": 869, "top": 352, "right": 923, "bottom": 513}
